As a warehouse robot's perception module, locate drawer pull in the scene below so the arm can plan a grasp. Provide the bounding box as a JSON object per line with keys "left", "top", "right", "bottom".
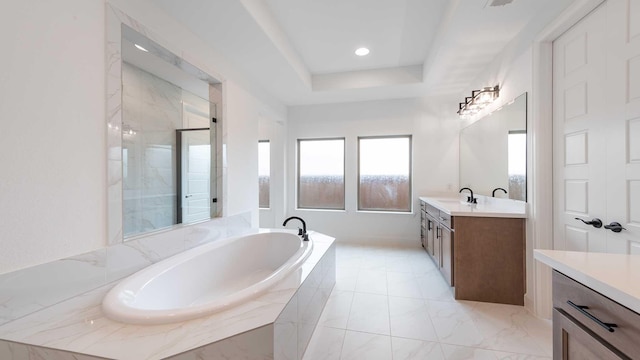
{"left": 567, "top": 300, "right": 618, "bottom": 333}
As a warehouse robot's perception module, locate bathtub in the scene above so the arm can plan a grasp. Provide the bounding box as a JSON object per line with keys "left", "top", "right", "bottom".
{"left": 102, "top": 230, "right": 313, "bottom": 325}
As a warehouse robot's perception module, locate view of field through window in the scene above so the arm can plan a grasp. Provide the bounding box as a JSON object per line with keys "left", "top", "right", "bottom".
{"left": 359, "top": 136, "right": 411, "bottom": 211}
{"left": 298, "top": 138, "right": 345, "bottom": 209}
{"left": 258, "top": 140, "right": 270, "bottom": 208}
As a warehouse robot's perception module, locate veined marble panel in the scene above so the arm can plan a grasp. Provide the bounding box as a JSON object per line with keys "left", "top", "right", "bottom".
{"left": 0, "top": 214, "right": 250, "bottom": 327}
{"left": 0, "top": 232, "right": 335, "bottom": 360}
{"left": 0, "top": 250, "right": 106, "bottom": 327}
{"left": 0, "top": 340, "right": 106, "bottom": 360}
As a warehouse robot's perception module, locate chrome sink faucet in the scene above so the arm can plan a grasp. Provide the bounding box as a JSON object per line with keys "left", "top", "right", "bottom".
{"left": 459, "top": 187, "right": 477, "bottom": 204}
{"left": 283, "top": 216, "right": 309, "bottom": 241}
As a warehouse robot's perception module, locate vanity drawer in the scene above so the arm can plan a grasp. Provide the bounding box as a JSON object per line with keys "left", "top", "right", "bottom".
{"left": 553, "top": 270, "right": 640, "bottom": 358}
{"left": 425, "top": 204, "right": 439, "bottom": 218}
{"left": 437, "top": 212, "right": 453, "bottom": 230}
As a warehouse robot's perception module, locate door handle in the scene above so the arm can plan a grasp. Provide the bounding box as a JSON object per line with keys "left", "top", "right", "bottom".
{"left": 185, "top": 195, "right": 193, "bottom": 198}
{"left": 604, "top": 222, "right": 626, "bottom": 233}
{"left": 574, "top": 217, "right": 603, "bottom": 228}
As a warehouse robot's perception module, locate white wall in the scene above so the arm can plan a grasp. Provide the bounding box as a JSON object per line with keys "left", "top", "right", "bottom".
{"left": 286, "top": 96, "right": 459, "bottom": 246}
{"left": 259, "top": 113, "right": 288, "bottom": 229}
{"left": 0, "top": 0, "right": 286, "bottom": 274}
{"left": 0, "top": 0, "right": 106, "bottom": 274}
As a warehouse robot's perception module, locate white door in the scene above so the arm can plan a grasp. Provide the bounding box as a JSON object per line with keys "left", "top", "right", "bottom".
{"left": 553, "top": 4, "right": 608, "bottom": 252}
{"left": 181, "top": 130, "right": 211, "bottom": 224}
{"left": 553, "top": 0, "right": 640, "bottom": 253}
{"left": 604, "top": 0, "right": 640, "bottom": 252}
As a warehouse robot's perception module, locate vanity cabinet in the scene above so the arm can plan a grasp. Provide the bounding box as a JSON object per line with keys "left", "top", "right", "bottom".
{"left": 453, "top": 216, "right": 524, "bottom": 305}
{"left": 420, "top": 200, "right": 454, "bottom": 286}
{"left": 552, "top": 270, "right": 640, "bottom": 359}
{"left": 419, "top": 197, "right": 526, "bottom": 305}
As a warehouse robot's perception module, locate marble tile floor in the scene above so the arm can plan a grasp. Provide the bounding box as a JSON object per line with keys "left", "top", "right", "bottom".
{"left": 303, "top": 244, "right": 552, "bottom": 360}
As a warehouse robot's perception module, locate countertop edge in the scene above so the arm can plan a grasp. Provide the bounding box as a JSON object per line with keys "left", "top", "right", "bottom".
{"left": 419, "top": 196, "right": 527, "bottom": 219}
{"left": 534, "top": 249, "right": 640, "bottom": 315}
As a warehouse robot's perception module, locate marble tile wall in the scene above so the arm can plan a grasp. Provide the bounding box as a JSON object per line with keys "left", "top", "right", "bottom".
{"left": 106, "top": 4, "right": 224, "bottom": 244}
{"left": 166, "top": 325, "right": 274, "bottom": 360}
{"left": 274, "top": 242, "right": 336, "bottom": 360}
{"left": 122, "top": 62, "right": 183, "bottom": 236}
{"left": 0, "top": 213, "right": 251, "bottom": 327}
{"left": 0, "top": 340, "right": 106, "bottom": 360}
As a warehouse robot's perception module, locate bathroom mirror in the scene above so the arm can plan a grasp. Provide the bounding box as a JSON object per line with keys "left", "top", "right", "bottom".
{"left": 459, "top": 93, "right": 527, "bottom": 201}
{"left": 107, "top": 5, "right": 223, "bottom": 243}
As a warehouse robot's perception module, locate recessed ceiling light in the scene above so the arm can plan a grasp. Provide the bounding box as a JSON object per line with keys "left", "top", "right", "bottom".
{"left": 134, "top": 44, "right": 149, "bottom": 52}
{"left": 355, "top": 47, "right": 370, "bottom": 56}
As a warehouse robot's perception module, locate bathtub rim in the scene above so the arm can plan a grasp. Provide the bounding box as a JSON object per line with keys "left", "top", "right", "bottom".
{"left": 101, "top": 229, "right": 313, "bottom": 325}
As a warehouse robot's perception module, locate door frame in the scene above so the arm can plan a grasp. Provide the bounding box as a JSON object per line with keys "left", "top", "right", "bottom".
{"left": 530, "top": 0, "right": 605, "bottom": 318}
{"left": 176, "top": 127, "right": 210, "bottom": 224}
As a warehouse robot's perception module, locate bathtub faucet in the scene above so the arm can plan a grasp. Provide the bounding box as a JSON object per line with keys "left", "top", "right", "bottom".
{"left": 283, "top": 216, "right": 309, "bottom": 241}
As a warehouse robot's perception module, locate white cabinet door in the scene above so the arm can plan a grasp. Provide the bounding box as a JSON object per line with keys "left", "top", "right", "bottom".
{"left": 553, "top": 0, "right": 640, "bottom": 253}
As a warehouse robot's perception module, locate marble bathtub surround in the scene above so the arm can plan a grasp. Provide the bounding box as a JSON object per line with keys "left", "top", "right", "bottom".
{"left": 0, "top": 213, "right": 250, "bottom": 327}
{"left": 0, "top": 232, "right": 335, "bottom": 360}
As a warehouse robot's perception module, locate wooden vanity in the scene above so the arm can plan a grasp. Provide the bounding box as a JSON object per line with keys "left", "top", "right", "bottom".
{"left": 420, "top": 196, "right": 526, "bottom": 305}
{"left": 535, "top": 250, "right": 640, "bottom": 360}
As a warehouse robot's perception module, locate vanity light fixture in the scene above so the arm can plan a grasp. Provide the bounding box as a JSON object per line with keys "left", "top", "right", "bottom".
{"left": 134, "top": 43, "right": 149, "bottom": 52}
{"left": 355, "top": 47, "right": 370, "bottom": 56}
{"left": 457, "top": 85, "right": 500, "bottom": 118}
{"left": 122, "top": 124, "right": 137, "bottom": 135}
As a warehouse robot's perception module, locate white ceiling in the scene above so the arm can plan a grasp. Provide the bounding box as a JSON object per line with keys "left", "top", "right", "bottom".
{"left": 152, "top": 0, "right": 575, "bottom": 106}
{"left": 264, "top": 0, "right": 447, "bottom": 74}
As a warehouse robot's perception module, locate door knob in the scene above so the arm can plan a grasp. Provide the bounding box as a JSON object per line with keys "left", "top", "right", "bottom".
{"left": 604, "top": 222, "right": 626, "bottom": 233}
{"left": 574, "top": 217, "right": 603, "bottom": 228}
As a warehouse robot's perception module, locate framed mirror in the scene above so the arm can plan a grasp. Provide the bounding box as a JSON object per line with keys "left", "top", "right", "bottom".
{"left": 106, "top": 5, "right": 223, "bottom": 243}
{"left": 459, "top": 93, "right": 527, "bottom": 201}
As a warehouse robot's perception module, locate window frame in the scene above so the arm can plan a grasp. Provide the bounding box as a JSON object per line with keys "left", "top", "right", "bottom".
{"left": 296, "top": 137, "right": 346, "bottom": 211}
{"left": 357, "top": 134, "right": 413, "bottom": 213}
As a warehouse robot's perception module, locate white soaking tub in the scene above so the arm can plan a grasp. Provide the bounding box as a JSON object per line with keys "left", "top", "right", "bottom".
{"left": 102, "top": 230, "right": 312, "bottom": 325}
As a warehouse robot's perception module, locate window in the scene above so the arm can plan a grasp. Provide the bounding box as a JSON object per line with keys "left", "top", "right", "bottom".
{"left": 298, "top": 138, "right": 345, "bottom": 209}
{"left": 258, "top": 140, "right": 270, "bottom": 209}
{"left": 508, "top": 130, "right": 526, "bottom": 201}
{"left": 358, "top": 136, "right": 412, "bottom": 212}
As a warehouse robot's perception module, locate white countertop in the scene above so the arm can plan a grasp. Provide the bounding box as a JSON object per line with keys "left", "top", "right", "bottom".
{"left": 419, "top": 195, "right": 527, "bottom": 218}
{"left": 534, "top": 249, "right": 640, "bottom": 314}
